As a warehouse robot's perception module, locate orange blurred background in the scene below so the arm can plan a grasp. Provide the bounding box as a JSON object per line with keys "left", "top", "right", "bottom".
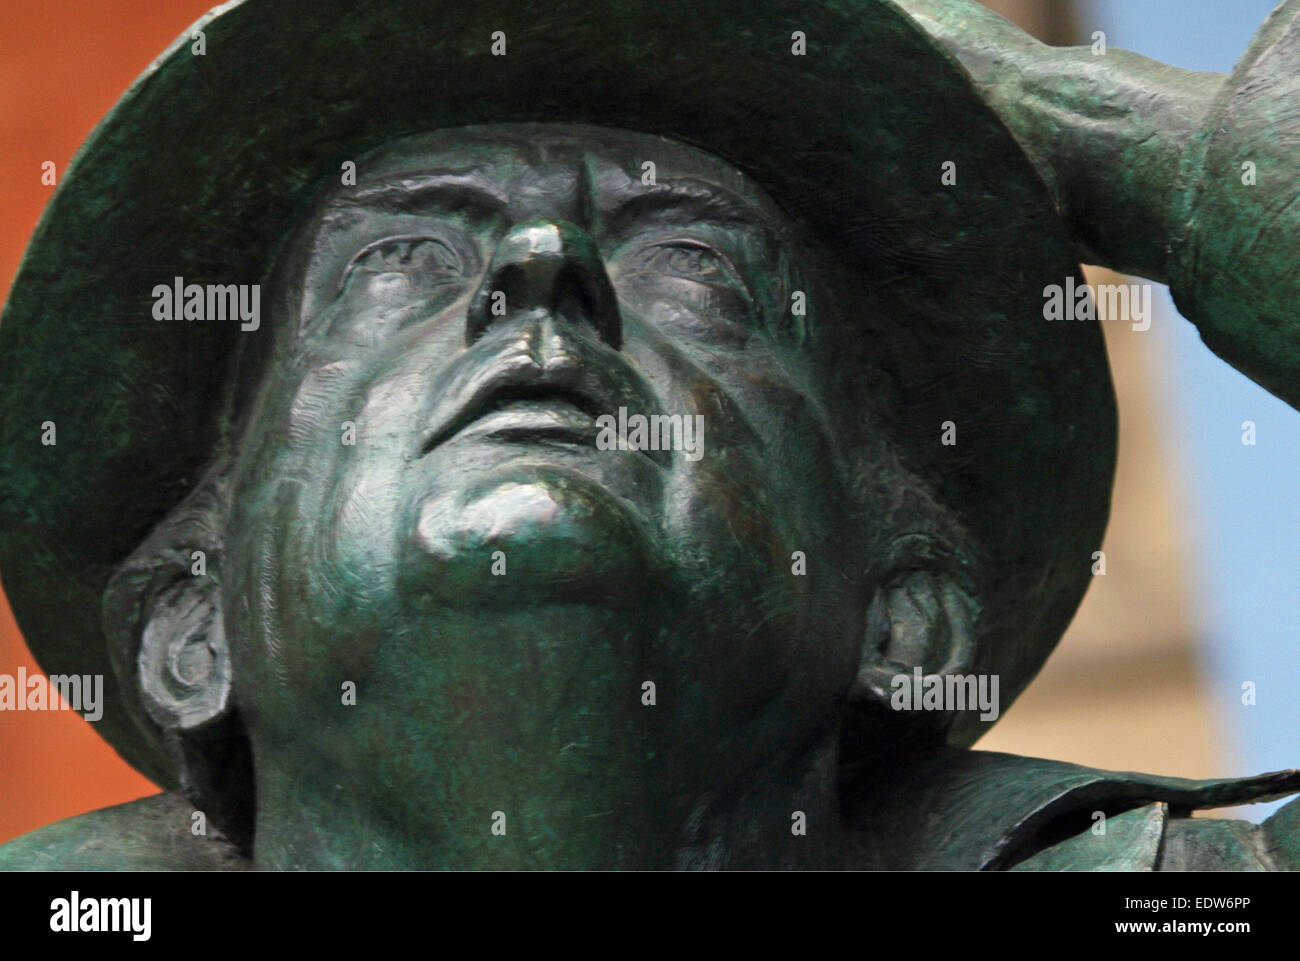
{"left": 0, "top": 0, "right": 221, "bottom": 843}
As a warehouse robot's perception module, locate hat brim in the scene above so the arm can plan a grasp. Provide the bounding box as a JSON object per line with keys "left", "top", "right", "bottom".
{"left": 0, "top": 0, "right": 1115, "bottom": 782}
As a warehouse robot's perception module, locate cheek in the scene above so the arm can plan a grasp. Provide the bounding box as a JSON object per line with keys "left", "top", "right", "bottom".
{"left": 646, "top": 355, "right": 857, "bottom": 687}
{"left": 224, "top": 360, "right": 417, "bottom": 698}
{"left": 225, "top": 468, "right": 399, "bottom": 721}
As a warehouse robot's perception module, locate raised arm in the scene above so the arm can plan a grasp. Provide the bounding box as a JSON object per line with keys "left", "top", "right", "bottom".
{"left": 898, "top": 0, "right": 1300, "bottom": 410}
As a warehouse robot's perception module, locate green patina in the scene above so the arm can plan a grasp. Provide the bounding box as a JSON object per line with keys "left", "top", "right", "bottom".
{"left": 0, "top": 0, "right": 1296, "bottom": 870}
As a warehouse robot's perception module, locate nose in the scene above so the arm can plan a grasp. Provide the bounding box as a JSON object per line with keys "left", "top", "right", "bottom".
{"left": 466, "top": 219, "right": 622, "bottom": 349}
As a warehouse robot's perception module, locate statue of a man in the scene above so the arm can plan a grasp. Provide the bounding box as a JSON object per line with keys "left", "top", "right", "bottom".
{"left": 1, "top": 0, "right": 1298, "bottom": 870}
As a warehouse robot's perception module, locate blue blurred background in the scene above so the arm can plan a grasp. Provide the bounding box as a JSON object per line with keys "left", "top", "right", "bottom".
{"left": 1086, "top": 0, "right": 1298, "bottom": 816}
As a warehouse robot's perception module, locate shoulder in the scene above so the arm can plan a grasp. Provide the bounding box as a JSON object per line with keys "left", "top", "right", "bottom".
{"left": 0, "top": 792, "right": 251, "bottom": 871}
{"left": 1013, "top": 798, "right": 1300, "bottom": 871}
{"left": 841, "top": 748, "right": 1300, "bottom": 870}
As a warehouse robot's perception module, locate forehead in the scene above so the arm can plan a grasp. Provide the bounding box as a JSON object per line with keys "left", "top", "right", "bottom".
{"left": 319, "top": 123, "right": 790, "bottom": 227}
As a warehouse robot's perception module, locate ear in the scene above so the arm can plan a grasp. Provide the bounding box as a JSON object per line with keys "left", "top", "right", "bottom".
{"left": 855, "top": 569, "right": 977, "bottom": 695}
{"left": 102, "top": 469, "right": 254, "bottom": 850}
{"left": 839, "top": 564, "right": 982, "bottom": 775}
{"left": 104, "top": 476, "right": 232, "bottom": 733}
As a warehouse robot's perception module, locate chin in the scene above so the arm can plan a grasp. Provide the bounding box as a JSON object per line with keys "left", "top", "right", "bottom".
{"left": 396, "top": 461, "right": 667, "bottom": 609}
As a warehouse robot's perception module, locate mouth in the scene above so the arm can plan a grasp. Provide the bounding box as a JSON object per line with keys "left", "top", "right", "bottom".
{"left": 418, "top": 381, "right": 670, "bottom": 467}
{"left": 429, "top": 384, "right": 604, "bottom": 447}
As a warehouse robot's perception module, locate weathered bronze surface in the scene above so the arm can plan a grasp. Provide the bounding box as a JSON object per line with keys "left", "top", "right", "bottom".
{"left": 0, "top": 0, "right": 1297, "bottom": 870}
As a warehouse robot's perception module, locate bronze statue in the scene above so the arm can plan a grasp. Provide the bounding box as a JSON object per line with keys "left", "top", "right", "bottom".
{"left": 1, "top": 0, "right": 1297, "bottom": 870}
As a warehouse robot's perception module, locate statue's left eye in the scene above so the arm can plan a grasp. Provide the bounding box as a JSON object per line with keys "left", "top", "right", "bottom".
{"left": 641, "top": 239, "right": 745, "bottom": 290}
{"left": 340, "top": 236, "right": 463, "bottom": 297}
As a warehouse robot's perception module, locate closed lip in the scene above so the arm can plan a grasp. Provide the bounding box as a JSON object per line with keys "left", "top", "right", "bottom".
{"left": 416, "top": 364, "right": 670, "bottom": 467}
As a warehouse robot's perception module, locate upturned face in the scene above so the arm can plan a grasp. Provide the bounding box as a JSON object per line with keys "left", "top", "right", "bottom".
{"left": 222, "top": 124, "right": 865, "bottom": 854}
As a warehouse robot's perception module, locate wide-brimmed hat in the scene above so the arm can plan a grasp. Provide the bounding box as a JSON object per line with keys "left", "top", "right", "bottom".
{"left": 0, "top": 0, "right": 1115, "bottom": 786}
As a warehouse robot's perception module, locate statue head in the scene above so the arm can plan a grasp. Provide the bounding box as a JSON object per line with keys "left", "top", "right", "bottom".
{"left": 0, "top": 0, "right": 1116, "bottom": 868}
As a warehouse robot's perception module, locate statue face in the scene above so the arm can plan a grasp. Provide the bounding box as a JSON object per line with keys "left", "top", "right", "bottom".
{"left": 222, "top": 124, "right": 864, "bottom": 847}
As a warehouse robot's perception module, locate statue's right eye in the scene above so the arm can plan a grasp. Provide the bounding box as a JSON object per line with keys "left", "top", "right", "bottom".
{"left": 338, "top": 236, "right": 464, "bottom": 300}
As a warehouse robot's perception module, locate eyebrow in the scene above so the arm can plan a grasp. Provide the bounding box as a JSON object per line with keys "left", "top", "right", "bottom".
{"left": 323, "top": 169, "right": 775, "bottom": 244}
{"left": 604, "top": 178, "right": 772, "bottom": 237}
{"left": 326, "top": 171, "right": 509, "bottom": 219}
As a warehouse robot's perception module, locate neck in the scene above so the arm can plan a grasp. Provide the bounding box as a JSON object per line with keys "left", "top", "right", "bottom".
{"left": 247, "top": 605, "right": 844, "bottom": 868}
{"left": 250, "top": 721, "right": 844, "bottom": 870}
{"left": 248, "top": 681, "right": 847, "bottom": 868}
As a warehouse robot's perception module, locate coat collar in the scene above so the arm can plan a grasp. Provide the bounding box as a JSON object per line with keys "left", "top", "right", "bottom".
{"left": 841, "top": 747, "right": 1300, "bottom": 870}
